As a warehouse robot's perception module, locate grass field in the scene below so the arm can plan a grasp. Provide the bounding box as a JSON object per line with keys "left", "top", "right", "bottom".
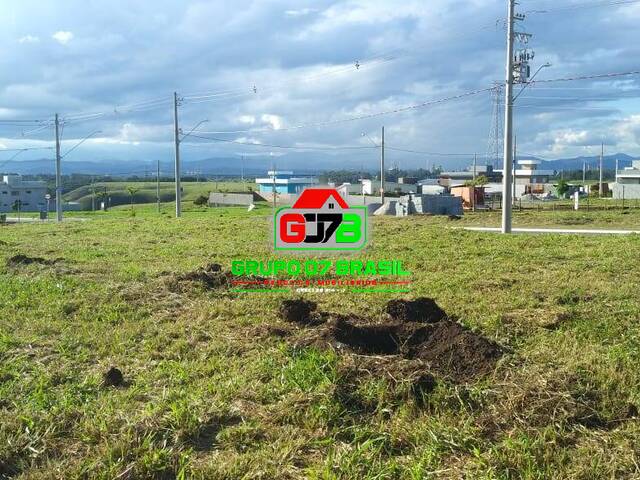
{"left": 63, "top": 181, "right": 254, "bottom": 210}
{"left": 1, "top": 206, "right": 640, "bottom": 479}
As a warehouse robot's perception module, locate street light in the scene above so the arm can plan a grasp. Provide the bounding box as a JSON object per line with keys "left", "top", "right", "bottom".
{"left": 513, "top": 62, "right": 552, "bottom": 102}
{"left": 179, "top": 119, "right": 209, "bottom": 141}
{"left": 362, "top": 130, "right": 385, "bottom": 202}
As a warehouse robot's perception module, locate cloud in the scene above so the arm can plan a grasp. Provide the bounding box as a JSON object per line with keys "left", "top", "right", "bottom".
{"left": 18, "top": 35, "right": 39, "bottom": 44}
{"left": 261, "top": 114, "right": 283, "bottom": 130}
{"left": 0, "top": 0, "right": 639, "bottom": 169}
{"left": 52, "top": 31, "right": 73, "bottom": 45}
{"left": 284, "top": 8, "right": 317, "bottom": 18}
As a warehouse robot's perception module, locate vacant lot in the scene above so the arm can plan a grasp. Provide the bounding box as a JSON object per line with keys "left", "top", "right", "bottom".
{"left": 1, "top": 208, "right": 639, "bottom": 479}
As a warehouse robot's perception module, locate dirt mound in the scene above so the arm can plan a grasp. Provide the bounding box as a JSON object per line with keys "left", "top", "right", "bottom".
{"left": 385, "top": 298, "right": 447, "bottom": 323}
{"left": 279, "top": 299, "right": 321, "bottom": 325}
{"left": 6, "top": 254, "right": 59, "bottom": 267}
{"left": 405, "top": 321, "right": 502, "bottom": 382}
{"left": 278, "top": 298, "right": 502, "bottom": 383}
{"left": 169, "top": 263, "right": 265, "bottom": 292}
{"left": 103, "top": 367, "right": 124, "bottom": 387}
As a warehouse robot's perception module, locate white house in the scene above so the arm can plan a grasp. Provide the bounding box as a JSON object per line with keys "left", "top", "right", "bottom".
{"left": 612, "top": 159, "right": 640, "bottom": 199}
{"left": 0, "top": 175, "right": 47, "bottom": 213}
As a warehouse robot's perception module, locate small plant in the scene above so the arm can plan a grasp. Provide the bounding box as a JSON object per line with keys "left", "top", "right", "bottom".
{"left": 556, "top": 179, "right": 569, "bottom": 198}
{"left": 126, "top": 186, "right": 139, "bottom": 210}
{"left": 193, "top": 195, "right": 208, "bottom": 206}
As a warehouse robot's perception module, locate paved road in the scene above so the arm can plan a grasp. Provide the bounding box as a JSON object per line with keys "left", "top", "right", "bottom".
{"left": 464, "top": 227, "right": 640, "bottom": 235}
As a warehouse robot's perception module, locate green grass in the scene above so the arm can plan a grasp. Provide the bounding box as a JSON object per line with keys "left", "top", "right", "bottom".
{"left": 63, "top": 181, "right": 255, "bottom": 210}
{"left": 1, "top": 207, "right": 640, "bottom": 478}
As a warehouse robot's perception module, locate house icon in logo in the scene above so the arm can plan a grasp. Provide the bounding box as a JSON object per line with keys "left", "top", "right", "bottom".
{"left": 274, "top": 188, "right": 367, "bottom": 251}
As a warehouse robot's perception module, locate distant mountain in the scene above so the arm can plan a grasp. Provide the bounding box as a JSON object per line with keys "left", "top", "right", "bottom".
{"left": 3, "top": 153, "right": 637, "bottom": 176}
{"left": 538, "top": 153, "right": 636, "bottom": 171}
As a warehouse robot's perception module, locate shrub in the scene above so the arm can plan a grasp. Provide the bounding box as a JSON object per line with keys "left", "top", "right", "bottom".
{"left": 193, "top": 195, "right": 209, "bottom": 206}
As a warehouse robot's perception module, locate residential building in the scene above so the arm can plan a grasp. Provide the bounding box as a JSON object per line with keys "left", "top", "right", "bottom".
{"left": 361, "top": 179, "right": 417, "bottom": 196}
{"left": 255, "top": 171, "right": 319, "bottom": 194}
{"left": 0, "top": 175, "right": 47, "bottom": 213}
{"left": 495, "top": 159, "right": 555, "bottom": 197}
{"left": 612, "top": 159, "right": 640, "bottom": 199}
{"left": 438, "top": 164, "right": 501, "bottom": 187}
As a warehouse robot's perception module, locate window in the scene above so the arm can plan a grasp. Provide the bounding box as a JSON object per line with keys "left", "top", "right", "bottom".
{"left": 11, "top": 191, "right": 18, "bottom": 196}
{"left": 26, "top": 190, "right": 31, "bottom": 194}
{"left": 1, "top": 191, "right": 7, "bottom": 195}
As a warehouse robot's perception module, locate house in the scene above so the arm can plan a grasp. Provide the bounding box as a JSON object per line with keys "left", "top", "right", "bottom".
{"left": 255, "top": 171, "right": 318, "bottom": 195}
{"left": 361, "top": 179, "right": 417, "bottom": 196}
{"left": 612, "top": 160, "right": 640, "bottom": 199}
{"left": 0, "top": 175, "right": 47, "bottom": 213}
{"left": 494, "top": 159, "right": 556, "bottom": 198}
{"left": 450, "top": 185, "right": 485, "bottom": 210}
{"left": 439, "top": 164, "right": 501, "bottom": 187}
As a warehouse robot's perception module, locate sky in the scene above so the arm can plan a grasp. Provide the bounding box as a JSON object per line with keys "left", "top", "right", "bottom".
{"left": 1, "top": 0, "right": 639, "bottom": 173}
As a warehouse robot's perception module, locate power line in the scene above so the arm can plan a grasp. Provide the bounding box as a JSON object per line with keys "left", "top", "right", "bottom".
{"left": 524, "top": 0, "right": 640, "bottom": 13}
{"left": 183, "top": 133, "right": 377, "bottom": 151}
{"left": 193, "top": 87, "right": 493, "bottom": 135}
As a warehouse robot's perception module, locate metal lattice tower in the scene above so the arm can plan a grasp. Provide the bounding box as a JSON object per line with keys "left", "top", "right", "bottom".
{"left": 487, "top": 82, "right": 504, "bottom": 169}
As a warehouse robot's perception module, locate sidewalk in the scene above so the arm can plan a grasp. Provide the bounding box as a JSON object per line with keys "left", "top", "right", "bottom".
{"left": 464, "top": 227, "right": 640, "bottom": 235}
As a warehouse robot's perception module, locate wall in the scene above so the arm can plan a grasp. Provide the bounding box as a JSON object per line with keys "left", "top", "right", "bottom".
{"left": 612, "top": 183, "right": 640, "bottom": 199}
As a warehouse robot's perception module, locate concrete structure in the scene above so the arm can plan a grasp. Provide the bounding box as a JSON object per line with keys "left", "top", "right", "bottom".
{"left": 394, "top": 194, "right": 463, "bottom": 216}
{"left": 209, "top": 191, "right": 263, "bottom": 207}
{"left": 255, "top": 171, "right": 318, "bottom": 194}
{"left": 439, "top": 165, "right": 501, "bottom": 187}
{"left": 612, "top": 160, "right": 640, "bottom": 199}
{"left": 420, "top": 184, "right": 447, "bottom": 195}
{"left": 361, "top": 179, "right": 417, "bottom": 196}
{"left": 0, "top": 175, "right": 47, "bottom": 213}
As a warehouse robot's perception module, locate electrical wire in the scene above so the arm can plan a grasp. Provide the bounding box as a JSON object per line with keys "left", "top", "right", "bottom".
{"left": 183, "top": 134, "right": 377, "bottom": 151}
{"left": 193, "top": 87, "right": 493, "bottom": 135}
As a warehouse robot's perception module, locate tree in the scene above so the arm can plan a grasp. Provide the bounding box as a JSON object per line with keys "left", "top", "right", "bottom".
{"left": 464, "top": 175, "right": 489, "bottom": 187}
{"left": 126, "top": 186, "right": 139, "bottom": 210}
{"left": 556, "top": 179, "right": 569, "bottom": 198}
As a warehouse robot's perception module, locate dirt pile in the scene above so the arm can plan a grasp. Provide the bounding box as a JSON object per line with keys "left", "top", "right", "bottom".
{"left": 384, "top": 298, "right": 447, "bottom": 323}
{"left": 103, "top": 367, "right": 124, "bottom": 387}
{"left": 279, "top": 299, "right": 323, "bottom": 326}
{"left": 168, "top": 263, "right": 265, "bottom": 292}
{"left": 6, "top": 254, "right": 60, "bottom": 267}
{"left": 275, "top": 297, "right": 503, "bottom": 383}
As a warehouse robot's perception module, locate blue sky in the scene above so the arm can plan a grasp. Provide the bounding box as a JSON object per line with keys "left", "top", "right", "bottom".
{"left": 1, "top": 0, "right": 639, "bottom": 171}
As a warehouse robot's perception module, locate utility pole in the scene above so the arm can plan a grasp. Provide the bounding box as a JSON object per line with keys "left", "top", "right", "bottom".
{"left": 91, "top": 177, "right": 95, "bottom": 212}
{"left": 473, "top": 153, "right": 477, "bottom": 182}
{"left": 173, "top": 92, "right": 182, "bottom": 218}
{"left": 380, "top": 126, "right": 385, "bottom": 203}
{"left": 501, "top": 0, "right": 516, "bottom": 233}
{"left": 512, "top": 135, "right": 517, "bottom": 206}
{"left": 582, "top": 160, "right": 586, "bottom": 186}
{"left": 54, "top": 113, "right": 63, "bottom": 222}
{"left": 157, "top": 159, "right": 161, "bottom": 213}
{"left": 599, "top": 142, "right": 604, "bottom": 198}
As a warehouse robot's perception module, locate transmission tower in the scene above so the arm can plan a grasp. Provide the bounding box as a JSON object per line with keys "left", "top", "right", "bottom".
{"left": 487, "top": 82, "right": 504, "bottom": 169}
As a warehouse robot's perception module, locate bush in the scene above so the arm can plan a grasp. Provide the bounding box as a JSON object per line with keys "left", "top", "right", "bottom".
{"left": 193, "top": 195, "right": 209, "bottom": 206}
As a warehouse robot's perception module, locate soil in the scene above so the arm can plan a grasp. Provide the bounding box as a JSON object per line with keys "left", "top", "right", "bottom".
{"left": 276, "top": 298, "right": 503, "bottom": 384}
{"left": 6, "top": 254, "right": 59, "bottom": 267}
{"left": 103, "top": 367, "right": 124, "bottom": 387}
{"left": 279, "top": 299, "right": 323, "bottom": 326}
{"left": 384, "top": 298, "right": 447, "bottom": 323}
{"left": 168, "top": 263, "right": 265, "bottom": 292}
